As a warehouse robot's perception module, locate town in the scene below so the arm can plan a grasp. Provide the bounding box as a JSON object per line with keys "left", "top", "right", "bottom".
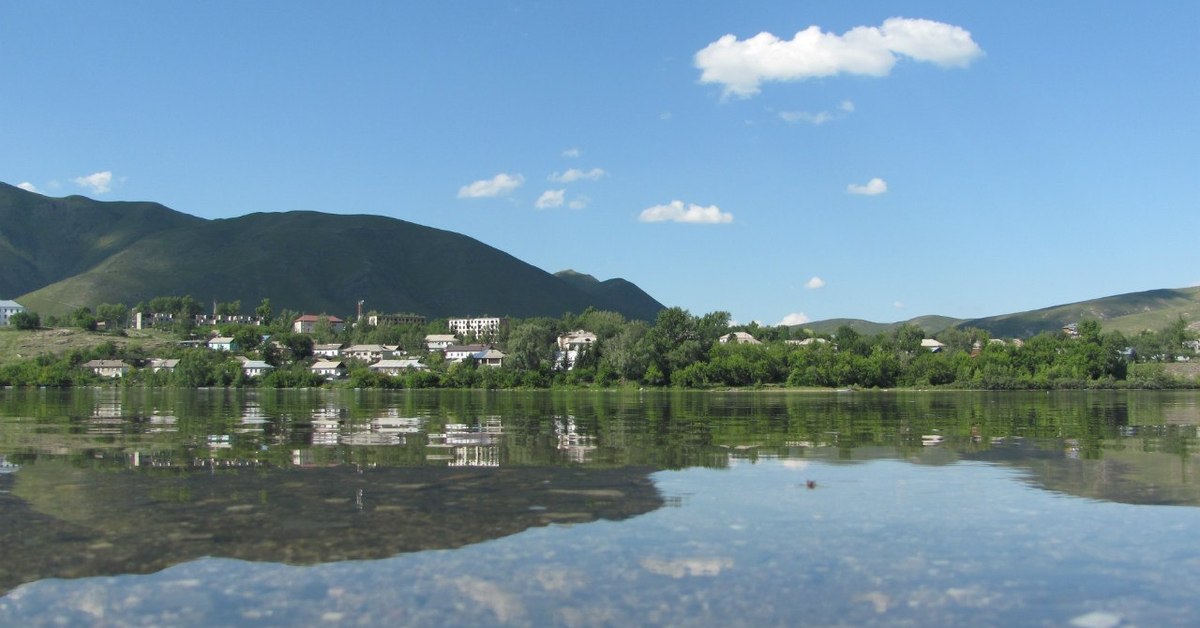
{"left": 2, "top": 296, "right": 1199, "bottom": 390}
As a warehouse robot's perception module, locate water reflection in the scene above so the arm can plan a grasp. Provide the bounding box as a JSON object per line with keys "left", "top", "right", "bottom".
{"left": 2, "top": 388, "right": 1200, "bottom": 609}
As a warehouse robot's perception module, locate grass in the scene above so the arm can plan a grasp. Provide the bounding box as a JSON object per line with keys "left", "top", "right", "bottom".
{"left": 0, "top": 327, "right": 179, "bottom": 366}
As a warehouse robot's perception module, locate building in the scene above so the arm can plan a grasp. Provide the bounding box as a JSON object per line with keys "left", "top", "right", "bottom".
{"left": 557, "top": 330, "right": 597, "bottom": 351}
{"left": 148, "top": 358, "right": 180, "bottom": 373}
{"left": 445, "top": 344, "right": 492, "bottom": 362}
{"left": 310, "top": 360, "right": 347, "bottom": 379}
{"left": 473, "top": 348, "right": 506, "bottom": 367}
{"left": 313, "top": 343, "right": 344, "bottom": 359}
{"left": 719, "top": 332, "right": 761, "bottom": 345}
{"left": 367, "top": 313, "right": 426, "bottom": 327}
{"left": 369, "top": 358, "right": 427, "bottom": 376}
{"left": 920, "top": 338, "right": 946, "bottom": 352}
{"left": 208, "top": 337, "right": 238, "bottom": 352}
{"left": 293, "top": 314, "right": 346, "bottom": 334}
{"left": 555, "top": 330, "right": 597, "bottom": 370}
{"left": 0, "top": 300, "right": 25, "bottom": 326}
{"left": 447, "top": 317, "right": 508, "bottom": 338}
{"left": 83, "top": 360, "right": 131, "bottom": 378}
{"left": 425, "top": 334, "right": 458, "bottom": 351}
{"left": 343, "top": 344, "right": 391, "bottom": 362}
{"left": 240, "top": 359, "right": 273, "bottom": 378}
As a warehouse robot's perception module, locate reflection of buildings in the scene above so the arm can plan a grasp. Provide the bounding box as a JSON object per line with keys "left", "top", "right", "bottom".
{"left": 0, "top": 455, "right": 18, "bottom": 474}
{"left": 429, "top": 418, "right": 504, "bottom": 467}
{"left": 556, "top": 416, "right": 597, "bottom": 463}
{"left": 89, "top": 395, "right": 125, "bottom": 435}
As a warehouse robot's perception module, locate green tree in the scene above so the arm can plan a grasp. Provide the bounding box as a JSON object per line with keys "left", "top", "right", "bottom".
{"left": 72, "top": 307, "right": 98, "bottom": 332}
{"left": 255, "top": 298, "right": 272, "bottom": 321}
{"left": 96, "top": 303, "right": 129, "bottom": 330}
{"left": 10, "top": 311, "right": 40, "bottom": 330}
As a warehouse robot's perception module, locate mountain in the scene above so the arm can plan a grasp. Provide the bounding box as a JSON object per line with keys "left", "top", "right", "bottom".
{"left": 956, "top": 287, "right": 1200, "bottom": 337}
{"left": 797, "top": 288, "right": 1200, "bottom": 339}
{"left": 1, "top": 183, "right": 665, "bottom": 320}
{"left": 798, "top": 315, "right": 964, "bottom": 337}
{"left": 0, "top": 183, "right": 202, "bottom": 298}
{"left": 553, "top": 270, "right": 665, "bottom": 321}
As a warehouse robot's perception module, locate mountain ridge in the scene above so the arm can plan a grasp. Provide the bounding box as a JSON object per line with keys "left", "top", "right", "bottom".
{"left": 0, "top": 183, "right": 664, "bottom": 321}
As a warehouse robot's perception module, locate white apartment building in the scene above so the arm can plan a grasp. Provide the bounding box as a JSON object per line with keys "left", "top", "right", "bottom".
{"left": 0, "top": 300, "right": 25, "bottom": 326}
{"left": 447, "top": 317, "right": 508, "bottom": 338}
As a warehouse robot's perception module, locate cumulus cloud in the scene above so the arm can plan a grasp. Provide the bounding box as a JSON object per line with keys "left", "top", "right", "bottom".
{"left": 805, "top": 277, "right": 826, "bottom": 289}
{"left": 638, "top": 200, "right": 733, "bottom": 224}
{"left": 16, "top": 182, "right": 39, "bottom": 193}
{"left": 550, "top": 168, "right": 607, "bottom": 183}
{"left": 894, "top": 301, "right": 906, "bottom": 309}
{"left": 457, "top": 173, "right": 524, "bottom": 199}
{"left": 840, "top": 100, "right": 855, "bottom": 112}
{"left": 780, "top": 312, "right": 811, "bottom": 326}
{"left": 568, "top": 196, "right": 590, "bottom": 210}
{"left": 561, "top": 147, "right": 581, "bottom": 158}
{"left": 695, "top": 17, "right": 984, "bottom": 98}
{"left": 535, "top": 189, "right": 565, "bottom": 209}
{"left": 847, "top": 177, "right": 888, "bottom": 195}
{"left": 74, "top": 171, "right": 113, "bottom": 194}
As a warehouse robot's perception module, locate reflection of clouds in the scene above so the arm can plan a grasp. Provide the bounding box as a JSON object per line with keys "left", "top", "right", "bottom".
{"left": 444, "top": 576, "right": 524, "bottom": 622}
{"left": 640, "top": 557, "right": 733, "bottom": 578}
{"left": 781, "top": 460, "right": 810, "bottom": 470}
{"left": 534, "top": 567, "right": 586, "bottom": 593}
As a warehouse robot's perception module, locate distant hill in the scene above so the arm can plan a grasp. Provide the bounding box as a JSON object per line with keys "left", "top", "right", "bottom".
{"left": 1, "top": 183, "right": 665, "bottom": 321}
{"left": 956, "top": 287, "right": 1200, "bottom": 337}
{"left": 797, "top": 288, "right": 1200, "bottom": 339}
{"left": 799, "top": 315, "right": 963, "bottom": 337}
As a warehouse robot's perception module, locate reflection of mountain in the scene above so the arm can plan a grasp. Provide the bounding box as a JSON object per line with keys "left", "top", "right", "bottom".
{"left": 0, "top": 463, "right": 662, "bottom": 596}
{"left": 963, "top": 440, "right": 1200, "bottom": 506}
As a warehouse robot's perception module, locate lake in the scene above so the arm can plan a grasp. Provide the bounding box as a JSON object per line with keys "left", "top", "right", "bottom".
{"left": 2, "top": 388, "right": 1199, "bottom": 626}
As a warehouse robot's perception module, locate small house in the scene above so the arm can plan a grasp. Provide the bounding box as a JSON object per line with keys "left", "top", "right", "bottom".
{"left": 425, "top": 334, "right": 458, "bottom": 351}
{"left": 310, "top": 360, "right": 347, "bottom": 379}
{"left": 369, "top": 358, "right": 427, "bottom": 376}
{"left": 83, "top": 360, "right": 132, "bottom": 378}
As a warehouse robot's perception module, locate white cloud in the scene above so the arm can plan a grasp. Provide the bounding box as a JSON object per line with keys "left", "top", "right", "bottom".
{"left": 73, "top": 171, "right": 113, "bottom": 194}
{"left": 550, "top": 168, "right": 607, "bottom": 183}
{"left": 535, "top": 189, "right": 565, "bottom": 209}
{"left": 840, "top": 100, "right": 855, "bottom": 112}
{"left": 638, "top": 200, "right": 733, "bottom": 224}
{"left": 695, "top": 17, "right": 984, "bottom": 98}
{"left": 894, "top": 301, "right": 906, "bottom": 309}
{"left": 16, "top": 182, "right": 39, "bottom": 193}
{"left": 805, "top": 277, "right": 826, "bottom": 289}
{"left": 780, "top": 110, "right": 834, "bottom": 125}
{"left": 457, "top": 173, "right": 524, "bottom": 199}
{"left": 780, "top": 312, "right": 811, "bottom": 326}
{"left": 847, "top": 177, "right": 888, "bottom": 196}
{"left": 562, "top": 148, "right": 580, "bottom": 158}
{"left": 568, "top": 196, "right": 590, "bottom": 210}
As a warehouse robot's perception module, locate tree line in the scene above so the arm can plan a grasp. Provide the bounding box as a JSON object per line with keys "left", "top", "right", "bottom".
{"left": 3, "top": 297, "right": 1198, "bottom": 389}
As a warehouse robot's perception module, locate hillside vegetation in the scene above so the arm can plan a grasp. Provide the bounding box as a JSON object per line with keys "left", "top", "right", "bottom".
{"left": 0, "top": 183, "right": 663, "bottom": 321}
{"left": 799, "top": 288, "right": 1200, "bottom": 339}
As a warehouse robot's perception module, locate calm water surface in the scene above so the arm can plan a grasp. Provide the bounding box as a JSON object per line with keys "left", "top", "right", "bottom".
{"left": 2, "top": 388, "right": 1199, "bottom": 626}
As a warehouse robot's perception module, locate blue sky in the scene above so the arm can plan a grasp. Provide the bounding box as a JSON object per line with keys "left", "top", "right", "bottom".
{"left": 3, "top": 2, "right": 1198, "bottom": 325}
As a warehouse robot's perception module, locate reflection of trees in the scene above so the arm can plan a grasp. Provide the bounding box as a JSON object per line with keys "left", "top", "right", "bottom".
{"left": 0, "top": 463, "right": 663, "bottom": 597}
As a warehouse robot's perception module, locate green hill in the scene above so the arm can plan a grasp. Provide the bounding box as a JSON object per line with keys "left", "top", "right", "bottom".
{"left": 956, "top": 287, "right": 1200, "bottom": 338}
{"left": 798, "top": 315, "right": 963, "bottom": 337}
{"left": 2, "top": 183, "right": 664, "bottom": 321}
{"left": 799, "top": 288, "right": 1200, "bottom": 340}
{"left": 0, "top": 183, "right": 202, "bottom": 297}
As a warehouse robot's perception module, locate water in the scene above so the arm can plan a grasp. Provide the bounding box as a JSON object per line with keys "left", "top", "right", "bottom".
{"left": 2, "top": 388, "right": 1199, "bottom": 626}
